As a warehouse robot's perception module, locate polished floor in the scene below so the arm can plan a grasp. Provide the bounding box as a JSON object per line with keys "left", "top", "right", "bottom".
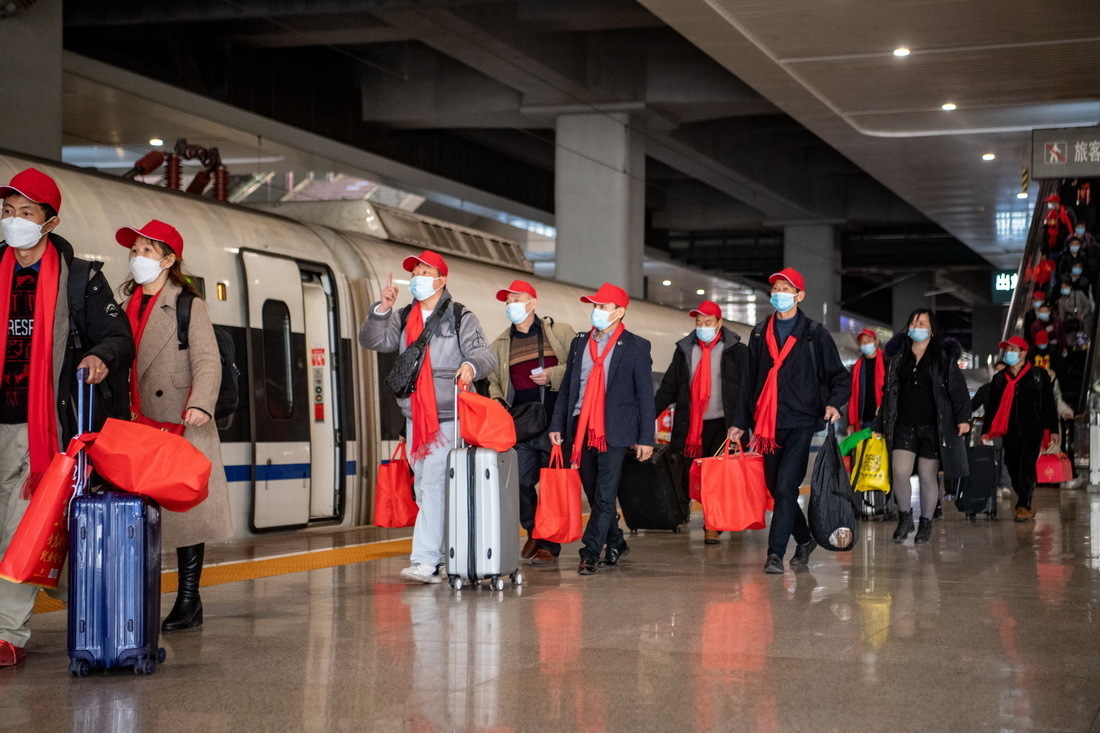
{"left": 3, "top": 487, "right": 1100, "bottom": 733}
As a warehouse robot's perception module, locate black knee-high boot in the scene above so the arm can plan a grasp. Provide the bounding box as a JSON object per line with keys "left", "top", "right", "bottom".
{"left": 163, "top": 543, "right": 204, "bottom": 631}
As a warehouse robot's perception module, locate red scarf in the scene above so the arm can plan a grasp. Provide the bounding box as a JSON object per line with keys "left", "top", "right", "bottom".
{"left": 986, "top": 363, "right": 1031, "bottom": 439}
{"left": 848, "top": 351, "right": 885, "bottom": 427}
{"left": 571, "top": 323, "right": 625, "bottom": 466}
{"left": 751, "top": 316, "right": 797, "bottom": 454}
{"left": 684, "top": 334, "right": 719, "bottom": 458}
{"left": 405, "top": 303, "right": 444, "bottom": 460}
{"left": 125, "top": 289, "right": 162, "bottom": 418}
{"left": 0, "top": 245, "right": 60, "bottom": 498}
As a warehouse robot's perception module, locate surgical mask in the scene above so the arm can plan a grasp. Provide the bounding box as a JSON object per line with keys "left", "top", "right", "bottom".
{"left": 1037, "top": 343, "right": 1048, "bottom": 350}
{"left": 1, "top": 216, "right": 48, "bottom": 250}
{"left": 1048, "top": 203, "right": 1057, "bottom": 210}
{"left": 505, "top": 302, "right": 529, "bottom": 325}
{"left": 696, "top": 326, "right": 717, "bottom": 343}
{"left": 590, "top": 308, "right": 620, "bottom": 331}
{"left": 1062, "top": 288, "right": 1072, "bottom": 296}
{"left": 1070, "top": 246, "right": 1081, "bottom": 255}
{"left": 908, "top": 328, "right": 930, "bottom": 342}
{"left": 1004, "top": 351, "right": 1021, "bottom": 366}
{"left": 1072, "top": 267, "right": 1083, "bottom": 276}
{"left": 860, "top": 343, "right": 877, "bottom": 357}
{"left": 408, "top": 275, "right": 440, "bottom": 301}
{"left": 1037, "top": 312, "right": 1050, "bottom": 321}
{"left": 128, "top": 255, "right": 166, "bottom": 285}
{"left": 1076, "top": 227, "right": 1086, "bottom": 235}
{"left": 770, "top": 292, "right": 796, "bottom": 312}
{"left": 1032, "top": 300, "right": 1044, "bottom": 309}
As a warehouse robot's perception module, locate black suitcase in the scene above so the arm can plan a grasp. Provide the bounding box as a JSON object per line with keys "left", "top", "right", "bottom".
{"left": 954, "top": 444, "right": 998, "bottom": 519}
{"left": 617, "top": 445, "right": 688, "bottom": 533}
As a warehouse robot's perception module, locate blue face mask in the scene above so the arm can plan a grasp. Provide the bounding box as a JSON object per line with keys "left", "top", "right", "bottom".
{"left": 860, "top": 342, "right": 877, "bottom": 357}
{"left": 1037, "top": 312, "right": 1050, "bottom": 321}
{"left": 1004, "top": 351, "right": 1021, "bottom": 366}
{"left": 505, "top": 302, "right": 529, "bottom": 325}
{"left": 908, "top": 328, "right": 930, "bottom": 342}
{"left": 1037, "top": 343, "right": 1048, "bottom": 350}
{"left": 408, "top": 275, "right": 440, "bottom": 301}
{"left": 1061, "top": 288, "right": 1072, "bottom": 296}
{"left": 770, "top": 292, "right": 796, "bottom": 312}
{"left": 1076, "top": 227, "right": 1086, "bottom": 236}
{"left": 1070, "top": 246, "right": 1081, "bottom": 255}
{"left": 696, "top": 326, "right": 717, "bottom": 343}
{"left": 1072, "top": 267, "right": 1083, "bottom": 276}
{"left": 1032, "top": 300, "right": 1044, "bottom": 309}
{"left": 591, "top": 307, "right": 620, "bottom": 331}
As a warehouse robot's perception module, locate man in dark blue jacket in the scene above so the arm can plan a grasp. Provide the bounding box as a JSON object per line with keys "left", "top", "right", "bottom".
{"left": 549, "top": 283, "right": 655, "bottom": 575}
{"left": 730, "top": 268, "right": 850, "bottom": 574}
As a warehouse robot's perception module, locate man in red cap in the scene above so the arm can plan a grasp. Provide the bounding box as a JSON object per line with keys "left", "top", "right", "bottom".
{"left": 548, "top": 282, "right": 655, "bottom": 575}
{"left": 486, "top": 279, "right": 576, "bottom": 565}
{"left": 730, "top": 267, "right": 850, "bottom": 574}
{"left": 654, "top": 300, "right": 748, "bottom": 544}
{"left": 0, "top": 168, "right": 133, "bottom": 665}
{"left": 359, "top": 250, "right": 495, "bottom": 583}
{"left": 848, "top": 328, "right": 885, "bottom": 433}
{"left": 981, "top": 336, "right": 1058, "bottom": 522}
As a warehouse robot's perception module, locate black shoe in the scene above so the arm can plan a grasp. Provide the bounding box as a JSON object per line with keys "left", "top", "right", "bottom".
{"left": 764, "top": 554, "right": 784, "bottom": 574}
{"left": 597, "top": 543, "right": 631, "bottom": 567}
{"left": 893, "top": 510, "right": 914, "bottom": 543}
{"left": 932, "top": 501, "right": 943, "bottom": 521}
{"left": 577, "top": 557, "right": 598, "bottom": 576}
{"left": 163, "top": 543, "right": 204, "bottom": 632}
{"left": 790, "top": 539, "right": 816, "bottom": 568}
{"left": 914, "top": 517, "right": 933, "bottom": 544}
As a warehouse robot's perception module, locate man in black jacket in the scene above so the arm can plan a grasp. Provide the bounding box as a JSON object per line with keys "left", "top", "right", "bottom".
{"left": 549, "top": 283, "right": 655, "bottom": 576}
{"left": 982, "top": 336, "right": 1059, "bottom": 522}
{"left": 730, "top": 269, "right": 850, "bottom": 574}
{"left": 0, "top": 168, "right": 134, "bottom": 666}
{"left": 654, "top": 300, "right": 747, "bottom": 544}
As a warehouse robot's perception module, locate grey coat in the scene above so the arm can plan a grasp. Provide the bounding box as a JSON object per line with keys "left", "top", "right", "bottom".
{"left": 359, "top": 289, "right": 496, "bottom": 422}
{"left": 132, "top": 279, "right": 233, "bottom": 549}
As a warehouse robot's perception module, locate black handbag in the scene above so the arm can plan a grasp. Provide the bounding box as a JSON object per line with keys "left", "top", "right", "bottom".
{"left": 384, "top": 299, "right": 452, "bottom": 398}
{"left": 508, "top": 325, "right": 549, "bottom": 442}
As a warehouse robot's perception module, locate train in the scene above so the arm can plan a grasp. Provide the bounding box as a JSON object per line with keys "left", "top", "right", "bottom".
{"left": 0, "top": 149, "right": 864, "bottom": 541}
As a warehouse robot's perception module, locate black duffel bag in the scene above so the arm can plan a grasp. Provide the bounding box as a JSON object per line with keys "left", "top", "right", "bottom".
{"left": 808, "top": 422, "right": 860, "bottom": 551}
{"left": 384, "top": 299, "right": 452, "bottom": 398}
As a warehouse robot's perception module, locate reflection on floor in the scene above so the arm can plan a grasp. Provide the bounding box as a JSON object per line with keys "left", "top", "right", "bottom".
{"left": 3, "top": 487, "right": 1100, "bottom": 733}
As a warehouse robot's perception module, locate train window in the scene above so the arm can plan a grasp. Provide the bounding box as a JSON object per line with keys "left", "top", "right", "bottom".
{"left": 261, "top": 299, "right": 294, "bottom": 420}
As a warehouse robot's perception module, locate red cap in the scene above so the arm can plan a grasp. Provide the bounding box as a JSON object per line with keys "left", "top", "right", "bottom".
{"left": 688, "top": 300, "right": 722, "bottom": 319}
{"left": 855, "top": 328, "right": 877, "bottom": 342}
{"left": 1045, "top": 194, "right": 1061, "bottom": 203}
{"left": 999, "top": 336, "right": 1029, "bottom": 351}
{"left": 1033, "top": 330, "right": 1049, "bottom": 346}
{"left": 115, "top": 220, "right": 184, "bottom": 258}
{"left": 768, "top": 267, "right": 805, "bottom": 292}
{"left": 0, "top": 168, "right": 62, "bottom": 214}
{"left": 580, "top": 282, "right": 629, "bottom": 308}
{"left": 402, "top": 249, "right": 448, "bottom": 277}
{"left": 495, "top": 279, "right": 537, "bottom": 302}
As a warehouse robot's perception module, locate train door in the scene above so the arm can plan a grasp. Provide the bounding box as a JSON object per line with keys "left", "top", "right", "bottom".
{"left": 302, "top": 272, "right": 343, "bottom": 520}
{"left": 242, "top": 251, "right": 311, "bottom": 530}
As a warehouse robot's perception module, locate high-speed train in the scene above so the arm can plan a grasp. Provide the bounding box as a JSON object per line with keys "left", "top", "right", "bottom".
{"left": 0, "top": 150, "right": 862, "bottom": 541}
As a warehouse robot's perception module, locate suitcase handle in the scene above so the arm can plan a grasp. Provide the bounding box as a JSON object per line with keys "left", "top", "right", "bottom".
{"left": 453, "top": 377, "right": 464, "bottom": 449}
{"left": 73, "top": 368, "right": 94, "bottom": 497}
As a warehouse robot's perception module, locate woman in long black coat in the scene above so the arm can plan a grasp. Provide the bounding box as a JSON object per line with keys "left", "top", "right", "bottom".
{"left": 873, "top": 309, "right": 971, "bottom": 544}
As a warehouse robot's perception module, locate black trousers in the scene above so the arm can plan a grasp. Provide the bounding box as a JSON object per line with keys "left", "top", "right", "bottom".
{"left": 762, "top": 427, "right": 815, "bottom": 559}
{"left": 1003, "top": 431, "right": 1042, "bottom": 509}
{"left": 516, "top": 434, "right": 559, "bottom": 555}
{"left": 576, "top": 444, "right": 629, "bottom": 562}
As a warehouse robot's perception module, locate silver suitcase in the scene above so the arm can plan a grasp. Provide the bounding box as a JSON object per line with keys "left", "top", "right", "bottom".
{"left": 445, "top": 385, "right": 523, "bottom": 591}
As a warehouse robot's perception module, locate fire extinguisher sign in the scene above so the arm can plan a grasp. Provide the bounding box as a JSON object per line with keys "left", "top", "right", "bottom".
{"left": 311, "top": 348, "right": 325, "bottom": 422}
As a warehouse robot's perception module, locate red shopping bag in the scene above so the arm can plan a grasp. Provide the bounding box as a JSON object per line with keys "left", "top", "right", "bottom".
{"left": 457, "top": 388, "right": 516, "bottom": 452}
{"left": 0, "top": 437, "right": 86, "bottom": 588}
{"left": 84, "top": 418, "right": 211, "bottom": 512}
{"left": 374, "top": 442, "right": 418, "bottom": 527}
{"left": 699, "top": 440, "right": 773, "bottom": 532}
{"left": 533, "top": 445, "right": 583, "bottom": 544}
{"left": 1035, "top": 452, "right": 1072, "bottom": 484}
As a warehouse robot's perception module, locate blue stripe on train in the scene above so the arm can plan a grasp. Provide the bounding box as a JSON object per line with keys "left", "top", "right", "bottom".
{"left": 223, "top": 461, "right": 358, "bottom": 483}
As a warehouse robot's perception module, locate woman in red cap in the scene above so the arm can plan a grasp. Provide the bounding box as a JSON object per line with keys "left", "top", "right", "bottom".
{"left": 981, "top": 336, "right": 1059, "bottom": 522}
{"left": 117, "top": 220, "right": 232, "bottom": 630}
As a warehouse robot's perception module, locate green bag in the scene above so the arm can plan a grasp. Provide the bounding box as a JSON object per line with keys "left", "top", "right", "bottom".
{"left": 838, "top": 428, "right": 873, "bottom": 457}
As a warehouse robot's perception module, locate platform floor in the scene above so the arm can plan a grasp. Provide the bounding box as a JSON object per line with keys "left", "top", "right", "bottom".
{"left": 3, "top": 487, "right": 1100, "bottom": 733}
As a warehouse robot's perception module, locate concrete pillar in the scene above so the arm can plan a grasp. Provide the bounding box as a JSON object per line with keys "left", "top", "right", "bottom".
{"left": 971, "top": 303, "right": 1007, "bottom": 365}
{"left": 554, "top": 113, "right": 644, "bottom": 296}
{"left": 0, "top": 0, "right": 63, "bottom": 159}
{"left": 784, "top": 224, "right": 840, "bottom": 330}
{"left": 891, "top": 272, "right": 937, "bottom": 331}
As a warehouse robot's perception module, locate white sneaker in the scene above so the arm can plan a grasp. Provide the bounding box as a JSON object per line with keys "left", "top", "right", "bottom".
{"left": 400, "top": 563, "right": 442, "bottom": 584}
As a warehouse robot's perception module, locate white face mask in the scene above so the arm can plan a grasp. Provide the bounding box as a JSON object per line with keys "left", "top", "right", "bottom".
{"left": 1, "top": 216, "right": 48, "bottom": 250}
{"left": 505, "top": 302, "right": 530, "bottom": 325}
{"left": 129, "top": 255, "right": 166, "bottom": 285}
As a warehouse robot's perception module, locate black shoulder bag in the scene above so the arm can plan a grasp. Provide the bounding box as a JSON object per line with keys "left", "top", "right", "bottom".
{"left": 509, "top": 325, "right": 549, "bottom": 443}
{"left": 384, "top": 299, "right": 453, "bottom": 398}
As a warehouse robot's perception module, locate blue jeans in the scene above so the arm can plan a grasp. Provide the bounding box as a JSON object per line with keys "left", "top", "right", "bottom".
{"left": 762, "top": 427, "right": 815, "bottom": 559}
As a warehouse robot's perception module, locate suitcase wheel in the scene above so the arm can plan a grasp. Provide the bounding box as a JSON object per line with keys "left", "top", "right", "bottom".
{"left": 134, "top": 657, "right": 155, "bottom": 676}
{"left": 672, "top": 526, "right": 682, "bottom": 534}
{"left": 630, "top": 529, "right": 638, "bottom": 536}
{"left": 965, "top": 513, "right": 977, "bottom": 520}
{"left": 156, "top": 648, "right": 167, "bottom": 664}
{"left": 449, "top": 576, "right": 463, "bottom": 591}
{"left": 510, "top": 571, "right": 523, "bottom": 586}
{"left": 490, "top": 577, "right": 505, "bottom": 592}
{"left": 69, "top": 659, "right": 90, "bottom": 678}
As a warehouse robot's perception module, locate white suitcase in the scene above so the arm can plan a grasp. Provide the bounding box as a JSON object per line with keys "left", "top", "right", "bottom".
{"left": 444, "top": 386, "right": 522, "bottom": 591}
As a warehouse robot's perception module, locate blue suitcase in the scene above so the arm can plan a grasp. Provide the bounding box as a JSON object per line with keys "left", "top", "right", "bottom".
{"left": 67, "top": 369, "right": 166, "bottom": 677}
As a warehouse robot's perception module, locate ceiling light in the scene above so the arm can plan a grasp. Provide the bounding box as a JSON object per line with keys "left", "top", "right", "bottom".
{"left": 941, "top": 103, "right": 957, "bottom": 111}
{"left": 1017, "top": 192, "right": 1028, "bottom": 199}
{"left": 893, "top": 48, "right": 910, "bottom": 57}
{"left": 662, "top": 280, "right": 672, "bottom": 286}
{"left": 982, "top": 153, "right": 996, "bottom": 161}
{"left": 149, "top": 138, "right": 164, "bottom": 147}
{"left": 696, "top": 289, "right": 705, "bottom": 295}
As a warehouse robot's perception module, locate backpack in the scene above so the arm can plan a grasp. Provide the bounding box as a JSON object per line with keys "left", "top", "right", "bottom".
{"left": 398, "top": 300, "right": 491, "bottom": 397}
{"left": 176, "top": 290, "right": 241, "bottom": 420}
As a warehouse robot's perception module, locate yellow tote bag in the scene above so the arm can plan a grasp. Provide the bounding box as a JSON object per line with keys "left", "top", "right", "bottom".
{"left": 851, "top": 436, "right": 890, "bottom": 493}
